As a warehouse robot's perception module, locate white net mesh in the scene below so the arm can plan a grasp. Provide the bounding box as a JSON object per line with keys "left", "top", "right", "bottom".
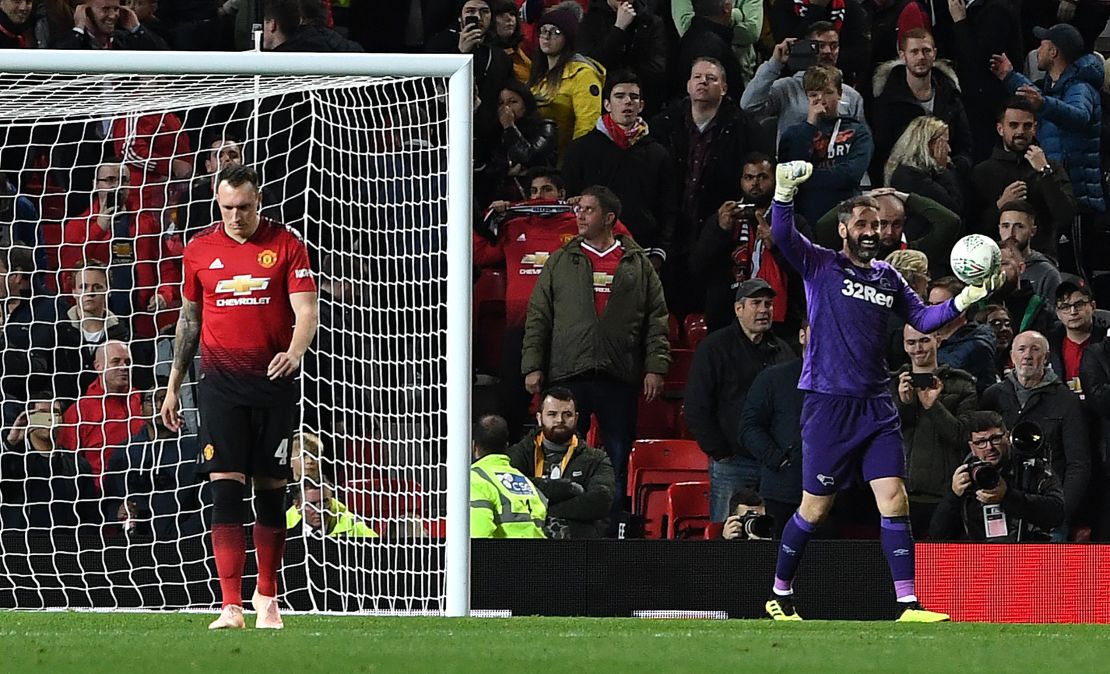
{"left": 0, "top": 70, "right": 453, "bottom": 612}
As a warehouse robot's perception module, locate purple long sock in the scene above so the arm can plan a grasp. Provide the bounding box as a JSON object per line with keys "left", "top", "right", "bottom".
{"left": 772, "top": 511, "right": 817, "bottom": 595}
{"left": 880, "top": 516, "right": 917, "bottom": 602}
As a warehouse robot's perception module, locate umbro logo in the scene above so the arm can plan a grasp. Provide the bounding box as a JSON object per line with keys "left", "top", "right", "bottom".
{"left": 209, "top": 258, "right": 225, "bottom": 270}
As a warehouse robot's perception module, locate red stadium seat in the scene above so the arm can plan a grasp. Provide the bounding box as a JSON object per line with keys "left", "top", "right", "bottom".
{"left": 342, "top": 478, "right": 424, "bottom": 536}
{"left": 703, "top": 521, "right": 724, "bottom": 540}
{"left": 668, "top": 313, "right": 680, "bottom": 345}
{"left": 626, "top": 439, "right": 708, "bottom": 538}
{"left": 682, "top": 313, "right": 708, "bottom": 349}
{"left": 666, "top": 481, "right": 710, "bottom": 539}
{"left": 473, "top": 269, "right": 506, "bottom": 374}
{"left": 635, "top": 397, "right": 683, "bottom": 439}
{"left": 664, "top": 348, "right": 696, "bottom": 396}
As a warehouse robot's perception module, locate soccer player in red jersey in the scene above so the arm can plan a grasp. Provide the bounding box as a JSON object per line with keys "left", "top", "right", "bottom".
{"left": 160, "top": 165, "right": 318, "bottom": 630}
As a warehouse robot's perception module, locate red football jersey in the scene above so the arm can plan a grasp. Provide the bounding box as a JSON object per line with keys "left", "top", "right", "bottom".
{"left": 182, "top": 217, "right": 316, "bottom": 403}
{"left": 581, "top": 240, "right": 623, "bottom": 316}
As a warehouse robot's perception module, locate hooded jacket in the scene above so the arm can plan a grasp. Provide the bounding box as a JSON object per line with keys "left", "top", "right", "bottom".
{"left": 521, "top": 233, "right": 670, "bottom": 384}
{"left": 1022, "top": 250, "right": 1062, "bottom": 303}
{"left": 778, "top": 115, "right": 873, "bottom": 225}
{"left": 531, "top": 55, "right": 607, "bottom": 160}
{"left": 892, "top": 364, "right": 979, "bottom": 503}
{"left": 562, "top": 119, "right": 677, "bottom": 259}
{"left": 937, "top": 322, "right": 997, "bottom": 394}
{"left": 869, "top": 59, "right": 974, "bottom": 183}
{"left": 981, "top": 369, "right": 1091, "bottom": 516}
{"left": 507, "top": 430, "right": 615, "bottom": 539}
{"left": 1003, "top": 54, "right": 1105, "bottom": 212}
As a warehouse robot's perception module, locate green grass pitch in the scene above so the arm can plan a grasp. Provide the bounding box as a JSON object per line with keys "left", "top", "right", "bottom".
{"left": 0, "top": 613, "right": 1107, "bottom": 673}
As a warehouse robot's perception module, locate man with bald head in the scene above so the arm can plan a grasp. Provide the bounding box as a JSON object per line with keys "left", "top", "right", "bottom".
{"left": 981, "top": 330, "right": 1091, "bottom": 539}
{"left": 57, "top": 340, "right": 145, "bottom": 484}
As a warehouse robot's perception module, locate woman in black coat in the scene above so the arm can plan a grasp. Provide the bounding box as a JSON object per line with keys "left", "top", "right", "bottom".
{"left": 477, "top": 79, "right": 559, "bottom": 203}
{"left": 885, "top": 115, "right": 965, "bottom": 216}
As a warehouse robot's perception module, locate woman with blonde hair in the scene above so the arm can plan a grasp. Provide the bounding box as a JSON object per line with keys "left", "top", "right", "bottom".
{"left": 884, "top": 115, "right": 964, "bottom": 214}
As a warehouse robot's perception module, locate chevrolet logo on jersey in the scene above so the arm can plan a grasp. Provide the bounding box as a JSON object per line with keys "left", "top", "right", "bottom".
{"left": 215, "top": 275, "right": 271, "bottom": 306}
{"left": 519, "top": 251, "right": 550, "bottom": 274}
{"left": 592, "top": 272, "right": 614, "bottom": 293}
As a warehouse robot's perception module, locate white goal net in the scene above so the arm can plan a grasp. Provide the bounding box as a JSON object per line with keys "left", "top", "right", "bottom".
{"left": 0, "top": 52, "right": 472, "bottom": 614}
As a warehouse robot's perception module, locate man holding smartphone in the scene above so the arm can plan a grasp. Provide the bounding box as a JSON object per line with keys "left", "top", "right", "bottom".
{"left": 893, "top": 324, "right": 979, "bottom": 536}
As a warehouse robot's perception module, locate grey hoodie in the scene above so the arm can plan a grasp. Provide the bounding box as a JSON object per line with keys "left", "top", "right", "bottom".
{"left": 739, "top": 57, "right": 867, "bottom": 143}
{"left": 1022, "top": 250, "right": 1061, "bottom": 304}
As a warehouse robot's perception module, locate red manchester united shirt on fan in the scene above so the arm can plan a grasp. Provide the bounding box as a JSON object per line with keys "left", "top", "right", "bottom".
{"left": 182, "top": 218, "right": 316, "bottom": 404}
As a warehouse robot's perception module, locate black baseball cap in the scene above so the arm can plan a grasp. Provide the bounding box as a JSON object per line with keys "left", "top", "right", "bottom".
{"left": 735, "top": 278, "right": 776, "bottom": 301}
{"left": 1055, "top": 274, "right": 1093, "bottom": 302}
{"left": 1033, "top": 24, "right": 1085, "bottom": 63}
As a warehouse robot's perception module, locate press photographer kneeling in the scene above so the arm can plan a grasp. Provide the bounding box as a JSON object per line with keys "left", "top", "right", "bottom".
{"left": 721, "top": 488, "right": 775, "bottom": 540}
{"left": 928, "top": 411, "right": 1064, "bottom": 541}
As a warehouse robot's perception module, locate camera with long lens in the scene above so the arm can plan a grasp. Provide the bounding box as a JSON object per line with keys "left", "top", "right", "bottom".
{"left": 1010, "top": 421, "right": 1045, "bottom": 459}
{"left": 964, "top": 458, "right": 1001, "bottom": 490}
{"left": 738, "top": 512, "right": 775, "bottom": 539}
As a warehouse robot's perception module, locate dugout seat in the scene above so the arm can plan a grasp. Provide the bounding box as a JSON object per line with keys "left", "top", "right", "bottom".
{"left": 682, "top": 314, "right": 708, "bottom": 349}
{"left": 627, "top": 439, "right": 708, "bottom": 538}
{"left": 666, "top": 481, "right": 711, "bottom": 539}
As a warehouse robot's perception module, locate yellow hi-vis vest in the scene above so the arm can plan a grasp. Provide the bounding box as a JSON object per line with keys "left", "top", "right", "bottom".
{"left": 286, "top": 498, "right": 378, "bottom": 538}
{"left": 470, "top": 454, "right": 547, "bottom": 539}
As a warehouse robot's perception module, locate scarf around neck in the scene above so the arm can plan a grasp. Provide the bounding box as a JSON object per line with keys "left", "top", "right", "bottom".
{"left": 598, "top": 113, "right": 649, "bottom": 150}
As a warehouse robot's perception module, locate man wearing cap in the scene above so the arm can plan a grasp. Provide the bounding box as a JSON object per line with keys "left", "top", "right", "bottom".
{"left": 989, "top": 24, "right": 1104, "bottom": 218}
{"left": 1049, "top": 274, "right": 1105, "bottom": 397}
{"left": 685, "top": 277, "right": 796, "bottom": 521}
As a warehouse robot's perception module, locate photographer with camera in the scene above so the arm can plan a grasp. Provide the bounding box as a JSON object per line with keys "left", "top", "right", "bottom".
{"left": 929, "top": 411, "right": 1064, "bottom": 541}
{"left": 721, "top": 488, "right": 775, "bottom": 540}
{"left": 893, "top": 324, "right": 979, "bottom": 537}
{"left": 740, "top": 21, "right": 865, "bottom": 143}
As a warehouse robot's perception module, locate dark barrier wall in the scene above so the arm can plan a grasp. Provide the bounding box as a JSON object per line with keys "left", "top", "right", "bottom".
{"left": 3, "top": 535, "right": 1108, "bottom": 621}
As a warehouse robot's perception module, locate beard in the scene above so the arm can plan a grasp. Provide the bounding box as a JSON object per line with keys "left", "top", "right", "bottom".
{"left": 744, "top": 191, "right": 773, "bottom": 209}
{"left": 847, "top": 232, "right": 880, "bottom": 262}
{"left": 543, "top": 424, "right": 575, "bottom": 445}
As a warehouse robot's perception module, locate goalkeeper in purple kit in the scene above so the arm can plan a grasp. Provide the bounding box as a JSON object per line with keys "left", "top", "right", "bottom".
{"left": 764, "top": 161, "right": 1003, "bottom": 622}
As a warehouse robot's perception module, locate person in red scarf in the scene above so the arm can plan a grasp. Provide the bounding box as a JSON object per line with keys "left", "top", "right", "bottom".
{"left": 690, "top": 152, "right": 809, "bottom": 346}
{"left": 562, "top": 70, "right": 676, "bottom": 271}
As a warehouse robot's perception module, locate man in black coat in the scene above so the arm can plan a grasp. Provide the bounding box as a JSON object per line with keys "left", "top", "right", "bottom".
{"left": 563, "top": 72, "right": 677, "bottom": 269}
{"left": 264, "top": 0, "right": 363, "bottom": 51}
{"left": 869, "top": 28, "right": 974, "bottom": 184}
{"left": 578, "top": 0, "right": 668, "bottom": 117}
{"left": 981, "top": 330, "right": 1090, "bottom": 539}
{"left": 650, "top": 57, "right": 767, "bottom": 314}
{"left": 53, "top": 0, "right": 168, "bottom": 49}
{"left": 685, "top": 279, "right": 796, "bottom": 521}
{"left": 970, "top": 97, "right": 1076, "bottom": 258}
{"left": 740, "top": 322, "right": 807, "bottom": 536}
{"left": 1080, "top": 340, "right": 1110, "bottom": 540}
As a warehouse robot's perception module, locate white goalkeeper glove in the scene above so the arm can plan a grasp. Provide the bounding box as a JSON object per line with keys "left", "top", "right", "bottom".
{"left": 774, "top": 161, "right": 814, "bottom": 203}
{"left": 954, "top": 270, "right": 1006, "bottom": 312}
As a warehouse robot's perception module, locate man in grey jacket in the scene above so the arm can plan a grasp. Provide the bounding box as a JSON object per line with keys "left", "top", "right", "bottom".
{"left": 739, "top": 21, "right": 866, "bottom": 142}
{"left": 997, "top": 199, "right": 1060, "bottom": 303}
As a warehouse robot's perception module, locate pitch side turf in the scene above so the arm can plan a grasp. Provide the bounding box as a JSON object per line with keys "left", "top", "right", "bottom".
{"left": 0, "top": 613, "right": 1106, "bottom": 673}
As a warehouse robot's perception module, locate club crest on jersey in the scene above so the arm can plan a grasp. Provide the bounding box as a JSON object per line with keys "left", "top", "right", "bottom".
{"left": 215, "top": 274, "right": 271, "bottom": 306}
{"left": 560, "top": 233, "right": 575, "bottom": 245}
{"left": 257, "top": 249, "right": 278, "bottom": 268}
{"left": 203, "top": 444, "right": 215, "bottom": 461}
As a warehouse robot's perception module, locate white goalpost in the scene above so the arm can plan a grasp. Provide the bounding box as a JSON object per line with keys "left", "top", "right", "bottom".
{"left": 0, "top": 50, "right": 472, "bottom": 616}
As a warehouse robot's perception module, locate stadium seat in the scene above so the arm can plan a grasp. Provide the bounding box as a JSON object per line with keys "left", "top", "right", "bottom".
{"left": 703, "top": 521, "right": 724, "bottom": 540}
{"left": 682, "top": 314, "right": 708, "bottom": 349}
{"left": 635, "top": 397, "right": 683, "bottom": 439}
{"left": 668, "top": 313, "right": 680, "bottom": 345}
{"left": 342, "top": 478, "right": 424, "bottom": 536}
{"left": 626, "top": 439, "right": 708, "bottom": 538}
{"left": 473, "top": 269, "right": 506, "bottom": 374}
{"left": 666, "top": 481, "right": 710, "bottom": 539}
{"left": 664, "top": 348, "right": 696, "bottom": 396}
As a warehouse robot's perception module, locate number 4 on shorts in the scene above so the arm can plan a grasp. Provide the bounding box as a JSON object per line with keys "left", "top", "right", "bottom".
{"left": 274, "top": 439, "right": 289, "bottom": 466}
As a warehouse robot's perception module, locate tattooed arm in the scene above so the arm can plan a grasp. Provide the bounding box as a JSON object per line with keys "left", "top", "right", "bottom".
{"left": 160, "top": 297, "right": 201, "bottom": 431}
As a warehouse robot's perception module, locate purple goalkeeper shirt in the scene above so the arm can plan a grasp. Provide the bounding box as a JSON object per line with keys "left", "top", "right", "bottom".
{"left": 771, "top": 200, "right": 960, "bottom": 398}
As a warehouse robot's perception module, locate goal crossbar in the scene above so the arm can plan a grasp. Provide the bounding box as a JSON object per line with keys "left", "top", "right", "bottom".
{"left": 0, "top": 49, "right": 474, "bottom": 617}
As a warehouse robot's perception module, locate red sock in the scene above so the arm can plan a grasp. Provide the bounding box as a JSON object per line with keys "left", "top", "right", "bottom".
{"left": 254, "top": 524, "right": 286, "bottom": 597}
{"left": 212, "top": 524, "right": 246, "bottom": 608}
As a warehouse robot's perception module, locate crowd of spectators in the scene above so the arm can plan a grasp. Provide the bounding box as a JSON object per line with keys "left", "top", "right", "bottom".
{"left": 3, "top": 0, "right": 1110, "bottom": 545}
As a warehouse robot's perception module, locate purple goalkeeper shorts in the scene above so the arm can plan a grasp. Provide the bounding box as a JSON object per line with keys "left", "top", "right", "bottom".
{"left": 800, "top": 392, "right": 905, "bottom": 496}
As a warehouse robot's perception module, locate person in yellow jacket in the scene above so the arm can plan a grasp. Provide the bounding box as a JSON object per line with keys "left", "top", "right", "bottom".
{"left": 287, "top": 482, "right": 378, "bottom": 538}
{"left": 471, "top": 414, "right": 547, "bottom": 538}
{"left": 528, "top": 6, "right": 606, "bottom": 161}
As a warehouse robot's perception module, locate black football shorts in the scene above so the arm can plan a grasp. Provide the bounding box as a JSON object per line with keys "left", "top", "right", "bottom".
{"left": 196, "top": 382, "right": 296, "bottom": 480}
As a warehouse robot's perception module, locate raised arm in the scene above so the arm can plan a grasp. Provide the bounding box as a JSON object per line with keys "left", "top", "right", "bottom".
{"left": 770, "top": 161, "right": 826, "bottom": 278}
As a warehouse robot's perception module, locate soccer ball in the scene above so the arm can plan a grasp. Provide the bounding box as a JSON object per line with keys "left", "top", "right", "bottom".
{"left": 949, "top": 234, "right": 1002, "bottom": 285}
